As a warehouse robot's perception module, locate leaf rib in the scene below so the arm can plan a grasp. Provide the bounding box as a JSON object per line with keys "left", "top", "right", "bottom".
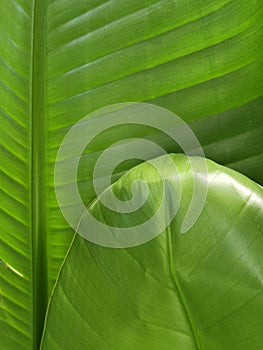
{"left": 30, "top": 0, "right": 48, "bottom": 348}
{"left": 166, "top": 228, "right": 201, "bottom": 349}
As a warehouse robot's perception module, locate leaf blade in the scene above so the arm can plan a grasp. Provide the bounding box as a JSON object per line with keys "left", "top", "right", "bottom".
{"left": 41, "top": 154, "right": 263, "bottom": 349}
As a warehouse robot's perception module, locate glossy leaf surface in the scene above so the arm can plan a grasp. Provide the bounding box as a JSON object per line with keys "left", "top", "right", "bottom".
{"left": 0, "top": 1, "right": 262, "bottom": 349}
{"left": 41, "top": 154, "right": 263, "bottom": 349}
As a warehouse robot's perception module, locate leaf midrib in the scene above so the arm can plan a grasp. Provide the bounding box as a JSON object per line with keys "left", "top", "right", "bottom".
{"left": 167, "top": 229, "right": 201, "bottom": 349}
{"left": 30, "top": 0, "right": 48, "bottom": 349}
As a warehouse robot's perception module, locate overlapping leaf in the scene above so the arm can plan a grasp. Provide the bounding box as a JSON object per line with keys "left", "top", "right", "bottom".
{"left": 0, "top": 0, "right": 262, "bottom": 349}
{"left": 41, "top": 154, "right": 263, "bottom": 349}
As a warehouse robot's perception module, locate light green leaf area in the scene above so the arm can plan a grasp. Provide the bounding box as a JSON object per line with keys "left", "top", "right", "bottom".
{"left": 41, "top": 154, "right": 263, "bottom": 350}
{"left": 0, "top": 1, "right": 39, "bottom": 349}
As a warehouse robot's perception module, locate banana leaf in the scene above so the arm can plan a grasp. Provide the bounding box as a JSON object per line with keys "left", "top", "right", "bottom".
{"left": 0, "top": 0, "right": 262, "bottom": 349}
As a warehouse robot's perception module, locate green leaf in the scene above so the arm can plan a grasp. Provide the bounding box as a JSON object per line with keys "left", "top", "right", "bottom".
{"left": 41, "top": 154, "right": 263, "bottom": 350}
{"left": 0, "top": 0, "right": 262, "bottom": 349}
{"left": 0, "top": 1, "right": 45, "bottom": 349}
{"left": 48, "top": 0, "right": 263, "bottom": 300}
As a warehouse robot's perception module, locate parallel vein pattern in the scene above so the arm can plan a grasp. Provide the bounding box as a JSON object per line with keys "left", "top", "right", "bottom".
{"left": 45, "top": 0, "right": 263, "bottom": 295}
{"left": 0, "top": 0, "right": 262, "bottom": 349}
{"left": 0, "top": 1, "right": 33, "bottom": 349}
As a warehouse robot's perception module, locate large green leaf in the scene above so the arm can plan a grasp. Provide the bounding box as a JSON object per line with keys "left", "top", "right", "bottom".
{"left": 41, "top": 154, "right": 263, "bottom": 349}
{"left": 0, "top": 0, "right": 262, "bottom": 349}
{"left": 47, "top": 0, "right": 263, "bottom": 293}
